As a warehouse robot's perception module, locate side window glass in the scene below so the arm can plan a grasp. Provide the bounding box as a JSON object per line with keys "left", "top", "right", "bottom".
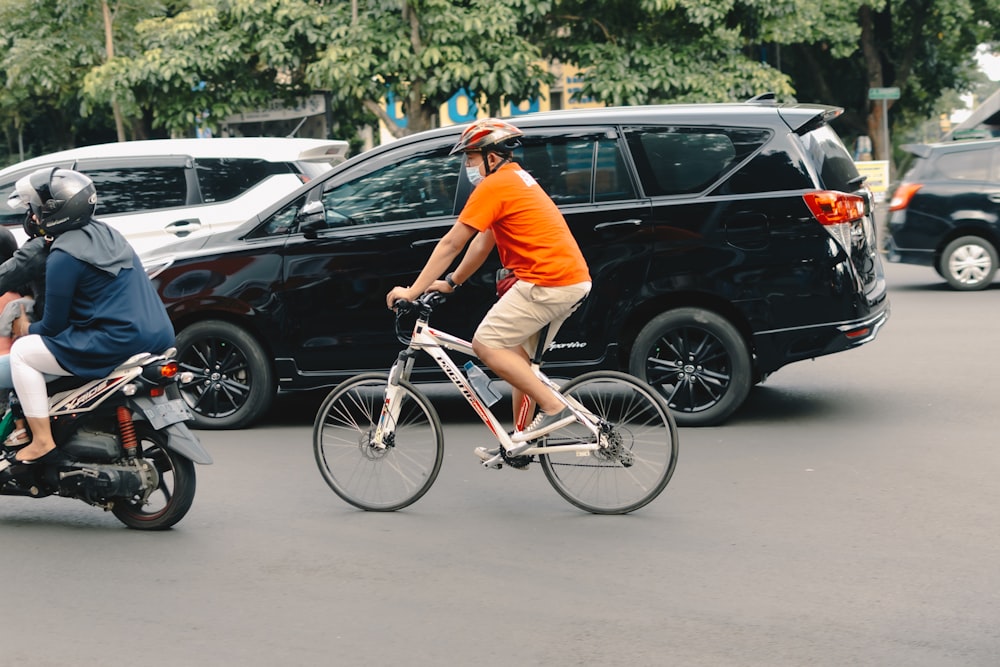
{"left": 594, "top": 137, "right": 637, "bottom": 202}
{"left": 89, "top": 167, "right": 187, "bottom": 215}
{"left": 0, "top": 178, "right": 24, "bottom": 227}
{"left": 625, "top": 129, "right": 736, "bottom": 196}
{"left": 518, "top": 135, "right": 602, "bottom": 204}
{"left": 196, "top": 158, "right": 291, "bottom": 202}
{"left": 321, "top": 148, "right": 461, "bottom": 226}
{"left": 256, "top": 196, "right": 305, "bottom": 237}
{"left": 0, "top": 162, "right": 76, "bottom": 227}
{"left": 934, "top": 149, "right": 991, "bottom": 181}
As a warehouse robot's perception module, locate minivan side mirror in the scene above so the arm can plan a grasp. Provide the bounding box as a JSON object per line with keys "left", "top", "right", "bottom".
{"left": 297, "top": 200, "right": 326, "bottom": 239}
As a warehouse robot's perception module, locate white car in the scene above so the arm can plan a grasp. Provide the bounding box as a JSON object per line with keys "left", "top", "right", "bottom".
{"left": 0, "top": 137, "right": 348, "bottom": 255}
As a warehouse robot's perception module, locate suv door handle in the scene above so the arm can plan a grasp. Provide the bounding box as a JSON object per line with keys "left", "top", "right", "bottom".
{"left": 411, "top": 238, "right": 440, "bottom": 247}
{"left": 165, "top": 219, "right": 202, "bottom": 237}
{"left": 988, "top": 193, "right": 1000, "bottom": 203}
{"left": 594, "top": 219, "right": 642, "bottom": 231}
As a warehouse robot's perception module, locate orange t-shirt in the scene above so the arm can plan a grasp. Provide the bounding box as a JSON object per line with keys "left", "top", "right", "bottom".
{"left": 458, "top": 162, "right": 591, "bottom": 287}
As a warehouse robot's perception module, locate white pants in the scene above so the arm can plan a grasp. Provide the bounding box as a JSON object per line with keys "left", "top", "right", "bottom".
{"left": 10, "top": 335, "right": 70, "bottom": 418}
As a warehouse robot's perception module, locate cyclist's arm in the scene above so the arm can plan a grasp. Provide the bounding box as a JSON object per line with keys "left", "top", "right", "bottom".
{"left": 448, "top": 228, "right": 495, "bottom": 286}
{"left": 386, "top": 221, "right": 477, "bottom": 307}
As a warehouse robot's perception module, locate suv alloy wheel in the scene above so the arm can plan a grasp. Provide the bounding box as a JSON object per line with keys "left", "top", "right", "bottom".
{"left": 629, "top": 308, "right": 752, "bottom": 426}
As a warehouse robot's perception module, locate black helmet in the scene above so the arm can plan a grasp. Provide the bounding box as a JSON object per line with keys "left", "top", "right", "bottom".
{"left": 7, "top": 167, "right": 96, "bottom": 236}
{"left": 0, "top": 227, "right": 16, "bottom": 264}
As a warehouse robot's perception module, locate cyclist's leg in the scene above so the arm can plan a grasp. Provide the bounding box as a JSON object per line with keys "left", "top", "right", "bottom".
{"left": 476, "top": 282, "right": 590, "bottom": 449}
{"left": 472, "top": 283, "right": 562, "bottom": 416}
{"left": 475, "top": 281, "right": 589, "bottom": 414}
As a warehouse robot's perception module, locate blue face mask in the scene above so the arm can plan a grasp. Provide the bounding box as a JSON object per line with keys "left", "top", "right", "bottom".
{"left": 466, "top": 165, "right": 484, "bottom": 187}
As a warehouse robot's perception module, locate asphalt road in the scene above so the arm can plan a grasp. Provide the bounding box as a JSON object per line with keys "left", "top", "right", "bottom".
{"left": 1, "top": 261, "right": 997, "bottom": 666}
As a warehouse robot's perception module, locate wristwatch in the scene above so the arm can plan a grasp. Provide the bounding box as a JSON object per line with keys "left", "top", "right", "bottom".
{"left": 445, "top": 272, "right": 461, "bottom": 289}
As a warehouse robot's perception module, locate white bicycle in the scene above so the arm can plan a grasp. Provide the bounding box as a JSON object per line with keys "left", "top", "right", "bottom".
{"left": 313, "top": 292, "right": 678, "bottom": 514}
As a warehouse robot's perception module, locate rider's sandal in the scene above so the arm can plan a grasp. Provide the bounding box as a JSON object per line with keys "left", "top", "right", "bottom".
{"left": 3, "top": 428, "right": 30, "bottom": 449}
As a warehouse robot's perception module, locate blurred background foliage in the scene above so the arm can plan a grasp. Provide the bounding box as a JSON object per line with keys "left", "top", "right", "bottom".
{"left": 2, "top": 0, "right": 999, "bottom": 166}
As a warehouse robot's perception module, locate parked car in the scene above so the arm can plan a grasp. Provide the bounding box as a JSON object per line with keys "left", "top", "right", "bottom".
{"left": 885, "top": 138, "right": 1000, "bottom": 290}
{"left": 0, "top": 137, "right": 348, "bottom": 255}
{"left": 143, "top": 97, "right": 889, "bottom": 430}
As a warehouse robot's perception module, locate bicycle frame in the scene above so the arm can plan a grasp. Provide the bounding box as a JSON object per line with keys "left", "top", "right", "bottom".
{"left": 373, "top": 312, "right": 602, "bottom": 458}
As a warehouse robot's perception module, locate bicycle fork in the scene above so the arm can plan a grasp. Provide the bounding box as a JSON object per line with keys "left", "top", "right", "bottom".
{"left": 371, "top": 354, "right": 412, "bottom": 449}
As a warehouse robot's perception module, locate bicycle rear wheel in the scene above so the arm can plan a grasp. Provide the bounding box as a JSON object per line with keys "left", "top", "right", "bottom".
{"left": 313, "top": 373, "right": 444, "bottom": 511}
{"left": 539, "top": 371, "right": 678, "bottom": 514}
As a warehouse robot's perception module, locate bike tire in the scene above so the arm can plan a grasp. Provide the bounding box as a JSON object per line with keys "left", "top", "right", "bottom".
{"left": 313, "top": 373, "right": 444, "bottom": 511}
{"left": 539, "top": 371, "right": 678, "bottom": 514}
{"left": 111, "top": 424, "right": 197, "bottom": 530}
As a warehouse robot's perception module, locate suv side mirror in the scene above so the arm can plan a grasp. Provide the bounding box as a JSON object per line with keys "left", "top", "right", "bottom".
{"left": 297, "top": 200, "right": 326, "bottom": 239}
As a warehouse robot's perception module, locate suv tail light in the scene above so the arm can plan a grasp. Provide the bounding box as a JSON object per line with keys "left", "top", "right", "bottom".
{"left": 888, "top": 183, "right": 922, "bottom": 211}
{"left": 803, "top": 191, "right": 866, "bottom": 251}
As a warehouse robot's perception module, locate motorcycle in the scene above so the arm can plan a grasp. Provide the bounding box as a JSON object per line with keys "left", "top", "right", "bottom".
{"left": 0, "top": 347, "right": 211, "bottom": 530}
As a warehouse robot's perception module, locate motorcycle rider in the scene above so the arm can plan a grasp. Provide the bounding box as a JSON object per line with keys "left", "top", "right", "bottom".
{"left": 5, "top": 167, "right": 174, "bottom": 464}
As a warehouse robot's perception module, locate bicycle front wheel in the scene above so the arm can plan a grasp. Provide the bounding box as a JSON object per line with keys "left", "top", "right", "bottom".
{"left": 313, "top": 373, "right": 444, "bottom": 511}
{"left": 540, "top": 371, "right": 678, "bottom": 514}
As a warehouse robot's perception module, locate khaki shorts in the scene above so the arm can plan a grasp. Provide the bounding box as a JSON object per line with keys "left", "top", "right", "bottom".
{"left": 474, "top": 280, "right": 591, "bottom": 356}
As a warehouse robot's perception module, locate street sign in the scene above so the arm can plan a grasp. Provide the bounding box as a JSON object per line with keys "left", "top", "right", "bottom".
{"left": 868, "top": 87, "right": 901, "bottom": 100}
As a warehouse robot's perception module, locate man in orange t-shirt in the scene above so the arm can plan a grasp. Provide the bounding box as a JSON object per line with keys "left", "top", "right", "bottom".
{"left": 386, "top": 118, "right": 591, "bottom": 462}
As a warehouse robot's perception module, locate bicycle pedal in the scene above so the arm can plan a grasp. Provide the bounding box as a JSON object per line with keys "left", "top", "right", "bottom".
{"left": 482, "top": 454, "right": 504, "bottom": 469}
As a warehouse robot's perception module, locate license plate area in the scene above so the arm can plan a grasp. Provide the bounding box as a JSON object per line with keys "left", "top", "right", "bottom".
{"left": 141, "top": 398, "right": 192, "bottom": 430}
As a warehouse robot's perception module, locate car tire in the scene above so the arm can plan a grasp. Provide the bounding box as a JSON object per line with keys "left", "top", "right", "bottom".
{"left": 174, "top": 320, "right": 275, "bottom": 430}
{"left": 940, "top": 235, "right": 998, "bottom": 291}
{"left": 629, "top": 308, "right": 752, "bottom": 427}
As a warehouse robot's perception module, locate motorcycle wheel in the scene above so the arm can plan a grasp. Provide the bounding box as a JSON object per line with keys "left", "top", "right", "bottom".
{"left": 111, "top": 424, "right": 197, "bottom": 530}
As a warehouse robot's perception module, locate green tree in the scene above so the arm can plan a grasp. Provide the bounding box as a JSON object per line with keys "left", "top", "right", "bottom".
{"left": 0, "top": 0, "right": 166, "bottom": 156}
{"left": 83, "top": 0, "right": 333, "bottom": 138}
{"left": 306, "top": 0, "right": 552, "bottom": 138}
{"left": 526, "top": 0, "right": 871, "bottom": 105}
{"left": 530, "top": 0, "right": 1000, "bottom": 161}
{"left": 780, "top": 0, "right": 1000, "bottom": 160}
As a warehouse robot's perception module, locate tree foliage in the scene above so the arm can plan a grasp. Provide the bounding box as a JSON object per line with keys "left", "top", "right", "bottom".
{"left": 83, "top": 0, "right": 332, "bottom": 137}
{"left": 2, "top": 0, "right": 1000, "bottom": 164}
{"left": 0, "top": 0, "right": 166, "bottom": 152}
{"left": 306, "top": 0, "right": 552, "bottom": 137}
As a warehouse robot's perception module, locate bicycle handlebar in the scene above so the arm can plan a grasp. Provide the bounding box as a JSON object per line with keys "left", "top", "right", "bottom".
{"left": 392, "top": 291, "right": 448, "bottom": 316}
{"left": 392, "top": 291, "right": 448, "bottom": 343}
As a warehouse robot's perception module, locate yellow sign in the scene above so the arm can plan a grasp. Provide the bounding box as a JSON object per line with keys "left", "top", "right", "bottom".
{"left": 854, "top": 160, "right": 890, "bottom": 202}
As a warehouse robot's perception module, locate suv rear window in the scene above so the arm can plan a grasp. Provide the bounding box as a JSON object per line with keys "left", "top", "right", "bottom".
{"left": 624, "top": 127, "right": 768, "bottom": 196}
{"left": 932, "top": 148, "right": 995, "bottom": 180}
{"left": 196, "top": 158, "right": 293, "bottom": 203}
{"left": 798, "top": 125, "right": 861, "bottom": 192}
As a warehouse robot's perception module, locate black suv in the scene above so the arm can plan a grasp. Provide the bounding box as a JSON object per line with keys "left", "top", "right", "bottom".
{"left": 144, "top": 98, "right": 889, "bottom": 429}
{"left": 886, "top": 138, "right": 1000, "bottom": 290}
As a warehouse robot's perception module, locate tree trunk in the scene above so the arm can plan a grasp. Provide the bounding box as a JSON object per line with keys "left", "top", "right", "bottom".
{"left": 859, "top": 3, "right": 896, "bottom": 164}
{"left": 102, "top": 0, "right": 127, "bottom": 142}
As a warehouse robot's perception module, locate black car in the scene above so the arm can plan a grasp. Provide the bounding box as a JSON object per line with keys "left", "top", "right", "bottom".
{"left": 886, "top": 138, "right": 1000, "bottom": 290}
{"left": 144, "top": 98, "right": 889, "bottom": 429}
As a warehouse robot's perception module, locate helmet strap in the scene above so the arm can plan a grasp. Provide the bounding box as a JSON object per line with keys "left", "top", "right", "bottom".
{"left": 483, "top": 151, "right": 510, "bottom": 176}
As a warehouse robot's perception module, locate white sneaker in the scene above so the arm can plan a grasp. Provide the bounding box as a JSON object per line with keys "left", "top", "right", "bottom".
{"left": 509, "top": 407, "right": 576, "bottom": 446}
